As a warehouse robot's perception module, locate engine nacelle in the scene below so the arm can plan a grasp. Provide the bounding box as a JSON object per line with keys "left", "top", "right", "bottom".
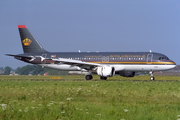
{"left": 118, "top": 71, "right": 135, "bottom": 77}
{"left": 97, "top": 66, "right": 115, "bottom": 77}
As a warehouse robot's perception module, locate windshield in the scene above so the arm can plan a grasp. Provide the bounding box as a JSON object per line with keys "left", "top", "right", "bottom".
{"left": 159, "top": 56, "right": 169, "bottom": 60}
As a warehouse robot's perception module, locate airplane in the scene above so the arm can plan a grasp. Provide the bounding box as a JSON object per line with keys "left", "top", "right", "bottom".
{"left": 6, "top": 25, "right": 176, "bottom": 80}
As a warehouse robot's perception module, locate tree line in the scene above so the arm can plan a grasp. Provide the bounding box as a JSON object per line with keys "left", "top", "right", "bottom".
{"left": 0, "top": 65, "right": 68, "bottom": 75}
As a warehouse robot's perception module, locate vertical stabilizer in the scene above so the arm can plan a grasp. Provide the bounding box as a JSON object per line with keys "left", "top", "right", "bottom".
{"left": 18, "top": 25, "right": 47, "bottom": 53}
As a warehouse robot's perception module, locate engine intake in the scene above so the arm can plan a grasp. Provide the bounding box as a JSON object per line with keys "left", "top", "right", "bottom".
{"left": 97, "top": 66, "right": 115, "bottom": 77}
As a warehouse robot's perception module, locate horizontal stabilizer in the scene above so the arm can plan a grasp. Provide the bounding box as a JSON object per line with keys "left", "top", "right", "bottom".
{"left": 5, "top": 54, "right": 33, "bottom": 60}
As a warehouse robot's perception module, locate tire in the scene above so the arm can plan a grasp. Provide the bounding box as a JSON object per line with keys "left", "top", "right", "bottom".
{"left": 85, "top": 75, "right": 92, "bottom": 80}
{"left": 150, "top": 76, "right": 155, "bottom": 81}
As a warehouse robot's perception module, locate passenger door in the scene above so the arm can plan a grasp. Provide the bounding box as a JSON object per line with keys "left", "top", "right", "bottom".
{"left": 147, "top": 54, "right": 153, "bottom": 64}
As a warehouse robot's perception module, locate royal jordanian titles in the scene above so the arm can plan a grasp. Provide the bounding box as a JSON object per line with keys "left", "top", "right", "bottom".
{"left": 6, "top": 25, "right": 176, "bottom": 80}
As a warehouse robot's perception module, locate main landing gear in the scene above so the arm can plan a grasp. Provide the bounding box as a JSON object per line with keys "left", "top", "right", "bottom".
{"left": 85, "top": 75, "right": 93, "bottom": 80}
{"left": 85, "top": 70, "right": 108, "bottom": 80}
{"left": 85, "top": 70, "right": 93, "bottom": 80}
{"left": 150, "top": 71, "right": 155, "bottom": 81}
{"left": 85, "top": 75, "right": 107, "bottom": 80}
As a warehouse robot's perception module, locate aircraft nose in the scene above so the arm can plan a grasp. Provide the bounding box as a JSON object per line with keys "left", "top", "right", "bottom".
{"left": 169, "top": 60, "right": 176, "bottom": 69}
{"left": 171, "top": 60, "right": 176, "bottom": 65}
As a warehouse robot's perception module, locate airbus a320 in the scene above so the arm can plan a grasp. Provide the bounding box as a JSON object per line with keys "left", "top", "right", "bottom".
{"left": 6, "top": 25, "right": 176, "bottom": 80}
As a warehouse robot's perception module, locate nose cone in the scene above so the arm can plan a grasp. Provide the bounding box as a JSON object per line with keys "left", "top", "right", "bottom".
{"left": 167, "top": 60, "right": 176, "bottom": 70}
{"left": 171, "top": 60, "right": 176, "bottom": 65}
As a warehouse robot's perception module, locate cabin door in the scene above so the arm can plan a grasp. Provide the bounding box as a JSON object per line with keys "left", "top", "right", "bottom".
{"left": 147, "top": 54, "right": 153, "bottom": 64}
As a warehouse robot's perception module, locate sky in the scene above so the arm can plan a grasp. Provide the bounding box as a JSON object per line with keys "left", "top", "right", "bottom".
{"left": 0, "top": 0, "right": 180, "bottom": 69}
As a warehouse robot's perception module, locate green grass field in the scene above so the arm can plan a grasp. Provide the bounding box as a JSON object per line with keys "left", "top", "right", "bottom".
{"left": 0, "top": 75, "right": 180, "bottom": 120}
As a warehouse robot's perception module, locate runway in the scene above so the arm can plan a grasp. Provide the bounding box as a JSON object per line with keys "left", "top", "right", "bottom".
{"left": 116, "top": 80, "right": 180, "bottom": 82}
{"left": 1, "top": 78, "right": 180, "bottom": 82}
{"left": 61, "top": 79, "right": 180, "bottom": 82}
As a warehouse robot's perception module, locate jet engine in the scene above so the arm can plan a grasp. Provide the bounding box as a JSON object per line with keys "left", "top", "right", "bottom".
{"left": 118, "top": 71, "right": 135, "bottom": 77}
{"left": 97, "top": 66, "right": 115, "bottom": 77}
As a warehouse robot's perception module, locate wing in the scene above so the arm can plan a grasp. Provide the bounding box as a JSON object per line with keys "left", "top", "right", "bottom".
{"left": 51, "top": 58, "right": 100, "bottom": 70}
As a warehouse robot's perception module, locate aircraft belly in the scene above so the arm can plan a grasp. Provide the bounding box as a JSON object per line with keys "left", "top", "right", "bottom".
{"left": 120, "top": 64, "right": 176, "bottom": 71}
{"left": 154, "top": 65, "right": 176, "bottom": 71}
{"left": 113, "top": 65, "right": 125, "bottom": 71}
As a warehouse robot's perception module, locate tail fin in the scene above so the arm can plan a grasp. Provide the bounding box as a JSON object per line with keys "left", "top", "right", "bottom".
{"left": 18, "top": 25, "right": 47, "bottom": 53}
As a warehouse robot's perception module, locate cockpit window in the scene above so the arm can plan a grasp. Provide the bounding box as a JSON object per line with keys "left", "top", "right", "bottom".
{"left": 166, "top": 57, "right": 169, "bottom": 60}
{"left": 159, "top": 57, "right": 169, "bottom": 60}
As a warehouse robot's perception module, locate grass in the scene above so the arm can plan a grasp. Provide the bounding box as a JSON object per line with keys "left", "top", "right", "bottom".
{"left": 1, "top": 75, "right": 180, "bottom": 81}
{"left": 0, "top": 75, "right": 180, "bottom": 119}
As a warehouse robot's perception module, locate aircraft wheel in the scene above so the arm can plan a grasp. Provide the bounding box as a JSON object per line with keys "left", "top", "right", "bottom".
{"left": 150, "top": 76, "right": 155, "bottom": 81}
{"left": 85, "top": 75, "right": 93, "bottom": 80}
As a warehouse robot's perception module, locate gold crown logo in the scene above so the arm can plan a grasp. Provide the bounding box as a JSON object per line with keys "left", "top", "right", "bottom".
{"left": 22, "top": 38, "right": 32, "bottom": 46}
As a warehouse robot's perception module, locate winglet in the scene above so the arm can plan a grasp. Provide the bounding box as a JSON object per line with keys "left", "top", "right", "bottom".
{"left": 18, "top": 25, "right": 27, "bottom": 28}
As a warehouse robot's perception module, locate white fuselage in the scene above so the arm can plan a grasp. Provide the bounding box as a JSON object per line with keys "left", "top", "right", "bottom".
{"left": 39, "top": 64, "right": 176, "bottom": 72}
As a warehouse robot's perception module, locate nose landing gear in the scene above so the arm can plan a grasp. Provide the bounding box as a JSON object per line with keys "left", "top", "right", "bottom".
{"left": 150, "top": 71, "right": 155, "bottom": 80}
